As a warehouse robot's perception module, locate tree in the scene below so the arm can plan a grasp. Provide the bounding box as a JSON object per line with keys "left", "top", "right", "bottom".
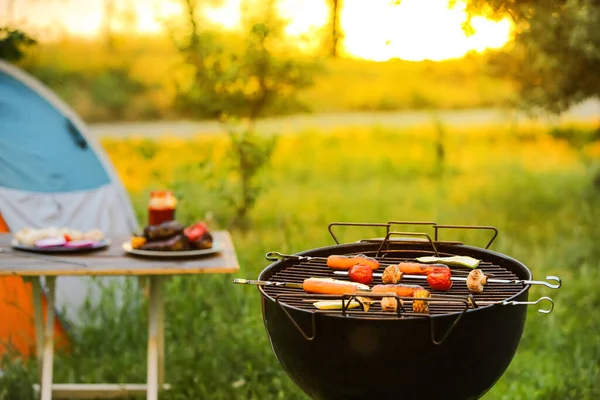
{"left": 168, "top": 0, "right": 321, "bottom": 229}
{"left": 462, "top": 0, "right": 600, "bottom": 115}
{"left": 0, "top": 28, "right": 36, "bottom": 62}
{"left": 463, "top": 1, "right": 600, "bottom": 189}
{"left": 328, "top": 0, "right": 342, "bottom": 57}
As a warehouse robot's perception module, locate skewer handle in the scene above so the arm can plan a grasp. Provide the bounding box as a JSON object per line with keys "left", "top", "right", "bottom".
{"left": 521, "top": 276, "right": 562, "bottom": 289}
{"left": 233, "top": 278, "right": 304, "bottom": 289}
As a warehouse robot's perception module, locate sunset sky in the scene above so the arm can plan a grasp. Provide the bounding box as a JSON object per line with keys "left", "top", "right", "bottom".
{"left": 3, "top": 0, "right": 513, "bottom": 62}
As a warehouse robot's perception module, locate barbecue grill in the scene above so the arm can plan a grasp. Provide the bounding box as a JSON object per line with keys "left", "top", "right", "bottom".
{"left": 235, "top": 221, "right": 561, "bottom": 400}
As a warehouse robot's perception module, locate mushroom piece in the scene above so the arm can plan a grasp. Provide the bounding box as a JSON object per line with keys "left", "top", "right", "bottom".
{"left": 381, "top": 265, "right": 404, "bottom": 284}
{"left": 467, "top": 269, "right": 488, "bottom": 294}
{"left": 381, "top": 297, "right": 403, "bottom": 312}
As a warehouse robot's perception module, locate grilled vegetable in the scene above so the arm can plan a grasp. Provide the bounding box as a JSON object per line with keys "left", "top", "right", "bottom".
{"left": 189, "top": 231, "right": 213, "bottom": 250}
{"left": 131, "top": 236, "right": 147, "bottom": 249}
{"left": 426, "top": 267, "right": 453, "bottom": 291}
{"left": 381, "top": 297, "right": 404, "bottom": 312}
{"left": 313, "top": 299, "right": 362, "bottom": 310}
{"left": 185, "top": 222, "right": 208, "bottom": 241}
{"left": 144, "top": 220, "right": 184, "bottom": 241}
{"left": 372, "top": 284, "right": 426, "bottom": 297}
{"left": 415, "top": 255, "right": 480, "bottom": 269}
{"left": 467, "top": 269, "right": 488, "bottom": 293}
{"left": 303, "top": 278, "right": 369, "bottom": 295}
{"left": 381, "top": 265, "right": 404, "bottom": 284}
{"left": 327, "top": 254, "right": 380, "bottom": 271}
{"left": 141, "top": 234, "right": 190, "bottom": 251}
{"left": 348, "top": 264, "right": 373, "bottom": 285}
{"left": 313, "top": 297, "right": 373, "bottom": 311}
{"left": 412, "top": 289, "right": 431, "bottom": 314}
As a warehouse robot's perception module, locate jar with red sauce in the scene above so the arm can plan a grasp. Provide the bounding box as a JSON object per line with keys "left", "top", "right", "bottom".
{"left": 148, "top": 190, "right": 177, "bottom": 226}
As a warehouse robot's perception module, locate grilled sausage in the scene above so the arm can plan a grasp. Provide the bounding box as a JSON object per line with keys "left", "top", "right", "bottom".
{"left": 395, "top": 262, "right": 449, "bottom": 276}
{"left": 303, "top": 278, "right": 369, "bottom": 295}
{"left": 327, "top": 254, "right": 380, "bottom": 271}
{"left": 371, "top": 284, "right": 426, "bottom": 297}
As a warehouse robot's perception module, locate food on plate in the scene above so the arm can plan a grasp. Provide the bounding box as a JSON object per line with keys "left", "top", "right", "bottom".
{"left": 131, "top": 219, "right": 214, "bottom": 252}
{"left": 415, "top": 255, "right": 480, "bottom": 269}
{"left": 466, "top": 269, "right": 488, "bottom": 294}
{"left": 83, "top": 229, "right": 104, "bottom": 242}
{"left": 35, "top": 237, "right": 67, "bottom": 248}
{"left": 143, "top": 220, "right": 184, "bottom": 241}
{"left": 371, "top": 283, "right": 427, "bottom": 298}
{"left": 13, "top": 227, "right": 105, "bottom": 247}
{"left": 64, "top": 239, "right": 97, "bottom": 249}
{"left": 426, "top": 267, "right": 453, "bottom": 291}
{"left": 313, "top": 297, "right": 373, "bottom": 311}
{"left": 140, "top": 234, "right": 190, "bottom": 252}
{"left": 302, "top": 278, "right": 369, "bottom": 295}
{"left": 184, "top": 222, "right": 213, "bottom": 250}
{"left": 326, "top": 254, "right": 380, "bottom": 271}
{"left": 381, "top": 264, "right": 404, "bottom": 284}
{"left": 348, "top": 264, "right": 373, "bottom": 285}
{"left": 131, "top": 235, "right": 147, "bottom": 249}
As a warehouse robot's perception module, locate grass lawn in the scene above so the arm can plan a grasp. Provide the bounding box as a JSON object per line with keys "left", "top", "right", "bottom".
{"left": 2, "top": 122, "right": 599, "bottom": 399}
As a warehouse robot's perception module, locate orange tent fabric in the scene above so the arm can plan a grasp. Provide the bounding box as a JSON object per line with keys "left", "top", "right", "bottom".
{"left": 0, "top": 212, "right": 70, "bottom": 358}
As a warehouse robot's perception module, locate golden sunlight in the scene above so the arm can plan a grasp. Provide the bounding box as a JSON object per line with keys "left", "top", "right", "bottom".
{"left": 7, "top": 0, "right": 512, "bottom": 61}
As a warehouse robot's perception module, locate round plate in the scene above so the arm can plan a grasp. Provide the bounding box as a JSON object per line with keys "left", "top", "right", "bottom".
{"left": 122, "top": 241, "right": 222, "bottom": 258}
{"left": 11, "top": 238, "right": 111, "bottom": 253}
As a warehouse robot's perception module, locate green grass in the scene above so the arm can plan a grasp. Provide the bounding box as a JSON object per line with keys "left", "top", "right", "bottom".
{"left": 2, "top": 123, "right": 599, "bottom": 399}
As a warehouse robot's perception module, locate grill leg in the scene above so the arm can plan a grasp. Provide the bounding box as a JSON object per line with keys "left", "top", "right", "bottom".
{"left": 147, "top": 276, "right": 165, "bottom": 400}
{"left": 40, "top": 276, "right": 56, "bottom": 400}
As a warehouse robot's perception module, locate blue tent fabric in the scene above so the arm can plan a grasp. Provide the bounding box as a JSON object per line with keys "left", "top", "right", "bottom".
{"left": 0, "top": 71, "right": 110, "bottom": 193}
{"left": 0, "top": 59, "right": 139, "bottom": 326}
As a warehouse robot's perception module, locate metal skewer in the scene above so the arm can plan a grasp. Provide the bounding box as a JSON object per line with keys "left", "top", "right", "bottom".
{"left": 265, "top": 251, "right": 475, "bottom": 272}
{"left": 233, "top": 278, "right": 304, "bottom": 289}
{"left": 332, "top": 271, "right": 561, "bottom": 289}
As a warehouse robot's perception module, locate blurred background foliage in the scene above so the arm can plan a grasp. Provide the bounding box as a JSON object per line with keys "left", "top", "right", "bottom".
{"left": 1, "top": 0, "right": 599, "bottom": 399}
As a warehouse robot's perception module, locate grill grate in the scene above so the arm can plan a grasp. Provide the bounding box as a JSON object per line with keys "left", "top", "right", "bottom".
{"left": 262, "top": 249, "right": 524, "bottom": 318}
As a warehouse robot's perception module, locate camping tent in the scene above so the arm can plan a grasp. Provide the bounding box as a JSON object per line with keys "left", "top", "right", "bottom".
{"left": 0, "top": 59, "right": 139, "bottom": 356}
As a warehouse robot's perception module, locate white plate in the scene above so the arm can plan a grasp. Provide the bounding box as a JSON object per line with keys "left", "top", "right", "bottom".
{"left": 11, "top": 238, "right": 111, "bottom": 253}
{"left": 122, "top": 241, "right": 222, "bottom": 258}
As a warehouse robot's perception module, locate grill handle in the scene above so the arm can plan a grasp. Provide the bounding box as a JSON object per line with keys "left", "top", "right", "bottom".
{"left": 376, "top": 231, "right": 439, "bottom": 257}
{"left": 433, "top": 224, "right": 499, "bottom": 249}
{"left": 328, "top": 221, "right": 499, "bottom": 249}
{"left": 328, "top": 222, "right": 392, "bottom": 245}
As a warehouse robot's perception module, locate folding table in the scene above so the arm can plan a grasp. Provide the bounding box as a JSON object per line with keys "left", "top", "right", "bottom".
{"left": 0, "top": 231, "right": 240, "bottom": 400}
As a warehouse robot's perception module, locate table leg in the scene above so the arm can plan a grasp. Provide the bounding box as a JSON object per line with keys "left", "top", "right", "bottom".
{"left": 147, "top": 276, "right": 165, "bottom": 400}
{"left": 31, "top": 278, "right": 45, "bottom": 380}
{"left": 157, "top": 278, "right": 165, "bottom": 387}
{"left": 40, "top": 276, "right": 56, "bottom": 400}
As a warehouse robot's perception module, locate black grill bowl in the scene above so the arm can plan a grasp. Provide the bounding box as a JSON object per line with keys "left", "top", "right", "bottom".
{"left": 258, "top": 242, "right": 532, "bottom": 400}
